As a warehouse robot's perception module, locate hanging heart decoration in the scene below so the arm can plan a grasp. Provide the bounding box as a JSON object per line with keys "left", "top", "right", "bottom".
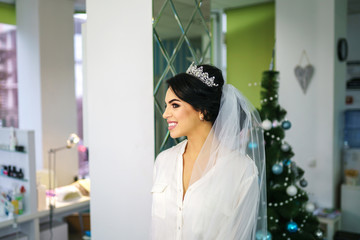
{"left": 294, "top": 50, "right": 314, "bottom": 94}
{"left": 294, "top": 64, "right": 314, "bottom": 94}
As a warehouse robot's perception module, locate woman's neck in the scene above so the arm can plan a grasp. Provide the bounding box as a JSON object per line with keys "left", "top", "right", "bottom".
{"left": 185, "top": 122, "right": 212, "bottom": 161}
{"left": 182, "top": 122, "right": 212, "bottom": 195}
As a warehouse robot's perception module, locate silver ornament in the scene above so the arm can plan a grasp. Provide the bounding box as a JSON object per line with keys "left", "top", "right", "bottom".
{"left": 305, "top": 202, "right": 315, "bottom": 212}
{"left": 281, "top": 143, "right": 290, "bottom": 152}
{"left": 315, "top": 229, "right": 323, "bottom": 238}
{"left": 262, "top": 119, "right": 272, "bottom": 130}
{"left": 286, "top": 185, "right": 297, "bottom": 196}
{"left": 272, "top": 164, "right": 283, "bottom": 175}
{"left": 300, "top": 179, "right": 308, "bottom": 187}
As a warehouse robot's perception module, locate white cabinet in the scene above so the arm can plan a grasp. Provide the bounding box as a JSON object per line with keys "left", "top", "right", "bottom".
{"left": 341, "top": 184, "right": 360, "bottom": 234}
{"left": 0, "top": 128, "right": 37, "bottom": 239}
{"left": 0, "top": 128, "right": 90, "bottom": 240}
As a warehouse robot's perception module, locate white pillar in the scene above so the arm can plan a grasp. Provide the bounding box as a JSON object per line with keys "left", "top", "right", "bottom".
{"left": 86, "top": 0, "right": 154, "bottom": 239}
{"left": 16, "top": 0, "right": 78, "bottom": 186}
{"left": 276, "top": 0, "right": 346, "bottom": 208}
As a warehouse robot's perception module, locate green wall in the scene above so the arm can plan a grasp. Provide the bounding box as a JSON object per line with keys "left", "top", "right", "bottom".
{"left": 0, "top": 3, "right": 16, "bottom": 25}
{"left": 226, "top": 2, "right": 275, "bottom": 108}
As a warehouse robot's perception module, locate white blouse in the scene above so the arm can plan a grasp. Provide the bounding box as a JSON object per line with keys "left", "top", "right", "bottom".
{"left": 151, "top": 140, "right": 259, "bottom": 240}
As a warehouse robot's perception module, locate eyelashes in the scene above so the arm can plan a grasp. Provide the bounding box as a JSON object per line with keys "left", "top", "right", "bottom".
{"left": 164, "top": 103, "right": 180, "bottom": 109}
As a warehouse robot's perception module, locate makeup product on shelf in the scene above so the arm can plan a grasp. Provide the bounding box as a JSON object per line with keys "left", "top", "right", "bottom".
{"left": 7, "top": 165, "right": 12, "bottom": 177}
{"left": 11, "top": 166, "right": 17, "bottom": 178}
{"left": 9, "top": 128, "right": 17, "bottom": 151}
{"left": 17, "top": 168, "right": 24, "bottom": 179}
{"left": 0, "top": 165, "right": 8, "bottom": 176}
{"left": 0, "top": 165, "right": 25, "bottom": 179}
{"left": 15, "top": 145, "right": 25, "bottom": 152}
{"left": 17, "top": 186, "right": 26, "bottom": 215}
{"left": 0, "top": 194, "right": 6, "bottom": 217}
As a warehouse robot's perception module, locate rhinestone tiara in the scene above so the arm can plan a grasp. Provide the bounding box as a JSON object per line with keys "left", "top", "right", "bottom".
{"left": 186, "top": 62, "right": 218, "bottom": 87}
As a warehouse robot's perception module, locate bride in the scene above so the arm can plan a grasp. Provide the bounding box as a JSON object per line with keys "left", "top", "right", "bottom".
{"left": 151, "top": 63, "right": 267, "bottom": 239}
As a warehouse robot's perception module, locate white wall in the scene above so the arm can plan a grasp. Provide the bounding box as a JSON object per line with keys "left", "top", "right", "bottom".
{"left": 348, "top": 13, "right": 360, "bottom": 61}
{"left": 16, "top": 0, "right": 42, "bottom": 170}
{"left": 16, "top": 0, "right": 78, "bottom": 186}
{"left": 86, "top": 0, "right": 154, "bottom": 239}
{"left": 276, "top": 0, "right": 347, "bottom": 208}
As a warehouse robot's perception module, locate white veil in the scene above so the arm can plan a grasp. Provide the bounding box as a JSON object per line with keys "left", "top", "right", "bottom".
{"left": 189, "top": 84, "right": 267, "bottom": 239}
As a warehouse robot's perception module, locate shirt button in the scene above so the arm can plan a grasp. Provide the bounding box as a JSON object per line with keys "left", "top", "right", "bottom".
{"left": 178, "top": 226, "right": 181, "bottom": 230}
{"left": 179, "top": 207, "right": 182, "bottom": 211}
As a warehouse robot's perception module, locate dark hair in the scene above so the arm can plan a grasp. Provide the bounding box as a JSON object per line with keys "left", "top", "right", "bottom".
{"left": 166, "top": 64, "right": 225, "bottom": 123}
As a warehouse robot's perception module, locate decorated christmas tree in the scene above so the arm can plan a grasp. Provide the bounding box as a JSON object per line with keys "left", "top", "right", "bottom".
{"left": 258, "top": 70, "right": 324, "bottom": 240}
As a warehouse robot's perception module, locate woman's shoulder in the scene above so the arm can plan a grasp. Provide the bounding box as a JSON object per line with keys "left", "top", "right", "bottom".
{"left": 155, "top": 140, "right": 187, "bottom": 167}
{"left": 219, "top": 151, "right": 258, "bottom": 177}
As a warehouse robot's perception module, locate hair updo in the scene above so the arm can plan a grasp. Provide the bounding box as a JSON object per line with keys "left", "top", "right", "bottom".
{"left": 166, "top": 64, "right": 225, "bottom": 123}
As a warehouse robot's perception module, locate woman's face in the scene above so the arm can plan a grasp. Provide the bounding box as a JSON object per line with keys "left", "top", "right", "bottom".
{"left": 163, "top": 88, "right": 202, "bottom": 139}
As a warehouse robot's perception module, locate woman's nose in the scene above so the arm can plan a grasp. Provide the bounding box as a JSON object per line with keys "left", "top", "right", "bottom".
{"left": 163, "top": 107, "right": 170, "bottom": 119}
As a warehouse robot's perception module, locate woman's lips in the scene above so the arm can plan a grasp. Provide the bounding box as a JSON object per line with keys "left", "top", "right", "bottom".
{"left": 168, "top": 122, "right": 178, "bottom": 130}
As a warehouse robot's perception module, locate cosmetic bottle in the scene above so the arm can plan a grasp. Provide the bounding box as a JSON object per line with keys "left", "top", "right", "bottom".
{"left": 17, "top": 186, "right": 25, "bottom": 215}
{"left": 3, "top": 165, "right": 8, "bottom": 176}
{"left": 7, "top": 165, "right": 12, "bottom": 177}
{"left": 11, "top": 188, "right": 23, "bottom": 215}
{"left": 9, "top": 128, "right": 17, "bottom": 151}
{"left": 11, "top": 189, "right": 18, "bottom": 214}
{"left": 17, "top": 169, "right": 24, "bottom": 179}
{"left": 11, "top": 166, "right": 17, "bottom": 178}
{"left": 0, "top": 165, "right": 6, "bottom": 176}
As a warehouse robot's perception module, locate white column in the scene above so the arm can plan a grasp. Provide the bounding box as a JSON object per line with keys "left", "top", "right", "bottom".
{"left": 16, "top": 0, "right": 78, "bottom": 186}
{"left": 86, "top": 0, "right": 154, "bottom": 239}
{"left": 276, "top": 0, "right": 346, "bottom": 208}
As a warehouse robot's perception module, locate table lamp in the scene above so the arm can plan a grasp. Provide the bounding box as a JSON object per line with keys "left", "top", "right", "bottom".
{"left": 48, "top": 133, "right": 80, "bottom": 206}
{"left": 47, "top": 133, "right": 79, "bottom": 239}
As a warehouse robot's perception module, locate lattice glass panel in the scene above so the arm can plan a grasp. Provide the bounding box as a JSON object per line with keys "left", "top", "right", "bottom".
{"left": 153, "top": 0, "right": 211, "bottom": 156}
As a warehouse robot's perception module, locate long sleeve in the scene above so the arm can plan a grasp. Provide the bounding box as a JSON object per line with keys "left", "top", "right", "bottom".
{"left": 218, "top": 174, "right": 259, "bottom": 239}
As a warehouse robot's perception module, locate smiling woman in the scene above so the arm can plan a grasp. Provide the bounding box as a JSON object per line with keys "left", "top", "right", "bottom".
{"left": 163, "top": 92, "right": 204, "bottom": 139}
{"left": 163, "top": 89, "right": 205, "bottom": 138}
{"left": 161, "top": 64, "right": 224, "bottom": 147}
{"left": 151, "top": 63, "right": 267, "bottom": 240}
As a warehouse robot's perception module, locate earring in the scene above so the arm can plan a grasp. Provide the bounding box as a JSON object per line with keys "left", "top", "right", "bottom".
{"left": 200, "top": 116, "right": 204, "bottom": 121}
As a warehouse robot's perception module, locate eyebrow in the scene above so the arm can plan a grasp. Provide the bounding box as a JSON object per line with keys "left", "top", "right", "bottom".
{"left": 166, "top": 99, "right": 181, "bottom": 104}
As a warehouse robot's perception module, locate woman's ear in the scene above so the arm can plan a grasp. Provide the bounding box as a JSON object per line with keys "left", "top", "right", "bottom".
{"left": 199, "top": 111, "right": 205, "bottom": 121}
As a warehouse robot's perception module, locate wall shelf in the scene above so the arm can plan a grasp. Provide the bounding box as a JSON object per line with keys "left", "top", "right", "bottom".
{"left": 0, "top": 175, "right": 28, "bottom": 183}
{"left": 0, "top": 148, "right": 27, "bottom": 154}
{"left": 0, "top": 128, "right": 37, "bottom": 239}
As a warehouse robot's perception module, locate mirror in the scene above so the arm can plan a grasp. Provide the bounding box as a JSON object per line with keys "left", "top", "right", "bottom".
{"left": 153, "top": 0, "right": 211, "bottom": 155}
